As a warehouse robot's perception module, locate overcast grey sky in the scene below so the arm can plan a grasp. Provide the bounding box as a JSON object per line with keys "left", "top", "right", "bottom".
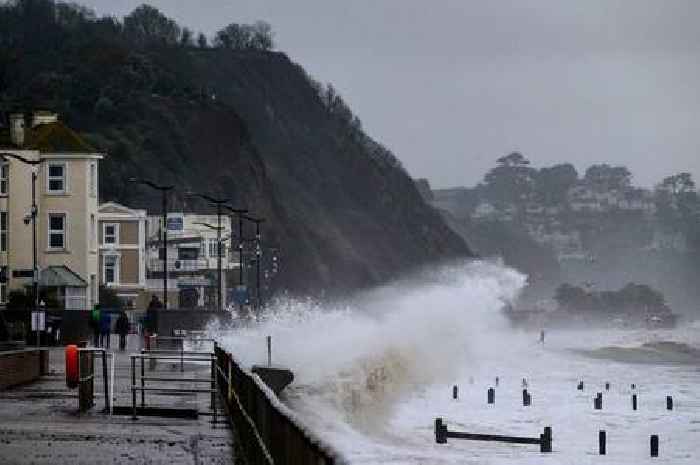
{"left": 82, "top": 0, "right": 700, "bottom": 189}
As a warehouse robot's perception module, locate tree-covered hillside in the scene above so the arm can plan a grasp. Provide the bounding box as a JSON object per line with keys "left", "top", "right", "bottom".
{"left": 0, "top": 0, "right": 472, "bottom": 295}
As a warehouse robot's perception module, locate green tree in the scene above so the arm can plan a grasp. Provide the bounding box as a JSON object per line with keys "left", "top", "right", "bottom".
{"left": 534, "top": 163, "right": 578, "bottom": 205}
{"left": 483, "top": 152, "right": 536, "bottom": 210}
{"left": 213, "top": 21, "right": 274, "bottom": 50}
{"left": 583, "top": 164, "right": 631, "bottom": 192}
{"left": 123, "top": 4, "right": 181, "bottom": 46}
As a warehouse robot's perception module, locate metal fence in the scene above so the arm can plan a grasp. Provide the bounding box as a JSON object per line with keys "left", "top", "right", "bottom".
{"left": 214, "top": 345, "right": 345, "bottom": 465}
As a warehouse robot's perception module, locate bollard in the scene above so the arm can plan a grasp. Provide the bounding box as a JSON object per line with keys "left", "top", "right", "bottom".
{"left": 453, "top": 385, "right": 458, "bottom": 400}
{"left": 650, "top": 434, "right": 658, "bottom": 457}
{"left": 266, "top": 335, "right": 272, "bottom": 367}
{"left": 522, "top": 389, "right": 531, "bottom": 406}
{"left": 605, "top": 382, "right": 610, "bottom": 391}
{"left": 666, "top": 395, "right": 673, "bottom": 411}
{"left": 599, "top": 430, "right": 606, "bottom": 455}
{"left": 522, "top": 378, "right": 528, "bottom": 388}
{"left": 577, "top": 381, "right": 584, "bottom": 391}
{"left": 540, "top": 426, "right": 552, "bottom": 453}
{"left": 632, "top": 393, "right": 637, "bottom": 411}
{"left": 594, "top": 392, "right": 602, "bottom": 410}
{"left": 487, "top": 387, "right": 495, "bottom": 404}
{"left": 435, "top": 418, "right": 447, "bottom": 444}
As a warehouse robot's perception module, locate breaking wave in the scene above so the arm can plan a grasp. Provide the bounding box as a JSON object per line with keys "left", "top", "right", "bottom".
{"left": 212, "top": 260, "right": 526, "bottom": 432}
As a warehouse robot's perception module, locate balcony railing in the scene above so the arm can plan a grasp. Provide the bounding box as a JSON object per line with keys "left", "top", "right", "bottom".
{"left": 147, "top": 258, "right": 209, "bottom": 272}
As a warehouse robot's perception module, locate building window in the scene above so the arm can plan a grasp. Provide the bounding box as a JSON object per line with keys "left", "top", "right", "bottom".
{"left": 178, "top": 247, "right": 199, "bottom": 260}
{"left": 48, "top": 213, "right": 66, "bottom": 249}
{"left": 208, "top": 239, "right": 224, "bottom": 258}
{"left": 47, "top": 163, "right": 66, "bottom": 194}
{"left": 65, "top": 287, "right": 86, "bottom": 310}
{"left": 89, "top": 163, "right": 97, "bottom": 197}
{"left": 103, "top": 223, "right": 118, "bottom": 245}
{"left": 0, "top": 163, "right": 8, "bottom": 195}
{"left": 103, "top": 255, "right": 118, "bottom": 284}
{"left": 90, "top": 215, "right": 95, "bottom": 250}
{"left": 0, "top": 267, "right": 6, "bottom": 304}
{"left": 0, "top": 211, "right": 6, "bottom": 252}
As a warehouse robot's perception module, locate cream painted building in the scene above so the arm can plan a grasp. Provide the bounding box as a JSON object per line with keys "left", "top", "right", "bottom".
{"left": 0, "top": 111, "right": 102, "bottom": 309}
{"left": 145, "top": 213, "right": 238, "bottom": 308}
{"left": 98, "top": 202, "right": 147, "bottom": 309}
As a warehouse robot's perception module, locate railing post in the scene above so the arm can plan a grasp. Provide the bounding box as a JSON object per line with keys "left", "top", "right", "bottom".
{"left": 141, "top": 356, "right": 145, "bottom": 407}
{"left": 131, "top": 355, "right": 136, "bottom": 420}
{"left": 211, "top": 356, "right": 217, "bottom": 428}
{"left": 180, "top": 339, "right": 184, "bottom": 373}
{"left": 102, "top": 350, "right": 109, "bottom": 412}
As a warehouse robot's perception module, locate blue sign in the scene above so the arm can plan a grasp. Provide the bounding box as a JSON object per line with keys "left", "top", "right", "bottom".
{"left": 167, "top": 217, "right": 184, "bottom": 231}
{"left": 231, "top": 285, "right": 248, "bottom": 305}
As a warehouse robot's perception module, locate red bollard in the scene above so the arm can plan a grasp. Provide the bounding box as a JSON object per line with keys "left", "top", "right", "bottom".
{"left": 65, "top": 345, "right": 79, "bottom": 389}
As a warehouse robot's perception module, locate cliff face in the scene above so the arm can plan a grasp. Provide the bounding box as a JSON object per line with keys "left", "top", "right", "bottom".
{"left": 177, "top": 50, "right": 472, "bottom": 293}
{"left": 0, "top": 12, "right": 471, "bottom": 295}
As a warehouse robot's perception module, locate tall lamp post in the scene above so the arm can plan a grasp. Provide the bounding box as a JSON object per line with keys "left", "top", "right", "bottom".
{"left": 243, "top": 216, "right": 265, "bottom": 312}
{"left": 1, "top": 153, "right": 41, "bottom": 344}
{"left": 187, "top": 193, "right": 230, "bottom": 311}
{"left": 129, "top": 179, "right": 174, "bottom": 309}
{"left": 223, "top": 206, "right": 249, "bottom": 310}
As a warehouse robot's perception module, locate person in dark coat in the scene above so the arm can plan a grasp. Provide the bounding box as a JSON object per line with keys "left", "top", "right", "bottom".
{"left": 90, "top": 305, "right": 101, "bottom": 347}
{"left": 99, "top": 311, "right": 111, "bottom": 349}
{"left": 115, "top": 312, "right": 130, "bottom": 351}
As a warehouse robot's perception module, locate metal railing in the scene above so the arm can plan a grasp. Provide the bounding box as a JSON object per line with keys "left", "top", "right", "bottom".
{"left": 129, "top": 351, "right": 217, "bottom": 423}
{"left": 214, "top": 345, "right": 345, "bottom": 465}
{"left": 78, "top": 348, "right": 111, "bottom": 413}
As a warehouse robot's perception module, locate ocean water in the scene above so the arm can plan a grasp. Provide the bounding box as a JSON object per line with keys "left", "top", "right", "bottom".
{"left": 212, "top": 261, "right": 700, "bottom": 464}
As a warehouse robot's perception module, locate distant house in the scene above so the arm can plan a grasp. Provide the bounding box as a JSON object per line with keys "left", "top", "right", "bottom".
{"left": 145, "top": 213, "right": 239, "bottom": 309}
{"left": 98, "top": 202, "right": 147, "bottom": 309}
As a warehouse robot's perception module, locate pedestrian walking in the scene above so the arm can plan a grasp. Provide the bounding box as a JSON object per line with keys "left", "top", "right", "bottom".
{"left": 116, "top": 311, "right": 130, "bottom": 351}
{"left": 90, "top": 304, "right": 101, "bottom": 347}
{"left": 100, "top": 310, "right": 111, "bottom": 349}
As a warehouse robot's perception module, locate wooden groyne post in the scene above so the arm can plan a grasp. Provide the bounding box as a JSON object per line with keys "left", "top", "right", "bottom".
{"left": 435, "top": 418, "right": 551, "bottom": 452}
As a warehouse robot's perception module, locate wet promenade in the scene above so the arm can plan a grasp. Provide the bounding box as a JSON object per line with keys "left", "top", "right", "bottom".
{"left": 0, "top": 338, "right": 235, "bottom": 465}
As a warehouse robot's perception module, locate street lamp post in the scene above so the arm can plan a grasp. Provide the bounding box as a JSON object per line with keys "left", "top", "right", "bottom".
{"left": 1, "top": 153, "right": 42, "bottom": 345}
{"left": 187, "top": 193, "right": 230, "bottom": 311}
{"left": 129, "top": 179, "right": 174, "bottom": 310}
{"left": 243, "top": 216, "right": 265, "bottom": 312}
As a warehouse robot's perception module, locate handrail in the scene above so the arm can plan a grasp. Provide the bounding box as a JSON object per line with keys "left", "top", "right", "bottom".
{"left": 214, "top": 345, "right": 346, "bottom": 464}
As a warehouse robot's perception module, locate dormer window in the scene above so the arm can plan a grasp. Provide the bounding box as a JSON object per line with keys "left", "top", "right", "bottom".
{"left": 47, "top": 162, "right": 66, "bottom": 194}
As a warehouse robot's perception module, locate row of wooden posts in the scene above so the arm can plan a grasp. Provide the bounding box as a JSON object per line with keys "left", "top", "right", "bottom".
{"left": 443, "top": 379, "right": 674, "bottom": 457}
{"left": 452, "top": 380, "right": 675, "bottom": 411}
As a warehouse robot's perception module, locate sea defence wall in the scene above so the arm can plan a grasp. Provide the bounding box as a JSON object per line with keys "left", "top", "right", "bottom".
{"left": 0, "top": 348, "right": 49, "bottom": 390}
{"left": 214, "top": 345, "right": 345, "bottom": 465}
{"left": 154, "top": 309, "right": 233, "bottom": 336}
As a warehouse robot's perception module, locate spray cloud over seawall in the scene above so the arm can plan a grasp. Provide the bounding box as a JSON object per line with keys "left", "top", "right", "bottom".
{"left": 214, "top": 261, "right": 525, "bottom": 418}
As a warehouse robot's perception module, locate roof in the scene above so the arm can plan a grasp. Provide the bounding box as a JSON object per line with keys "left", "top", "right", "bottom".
{"left": 0, "top": 121, "right": 96, "bottom": 153}
{"left": 98, "top": 201, "right": 147, "bottom": 219}
{"left": 39, "top": 266, "right": 87, "bottom": 288}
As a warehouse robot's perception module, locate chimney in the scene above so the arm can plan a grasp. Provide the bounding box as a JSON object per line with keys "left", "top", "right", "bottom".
{"left": 9, "top": 113, "right": 25, "bottom": 147}
{"left": 31, "top": 110, "right": 58, "bottom": 128}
